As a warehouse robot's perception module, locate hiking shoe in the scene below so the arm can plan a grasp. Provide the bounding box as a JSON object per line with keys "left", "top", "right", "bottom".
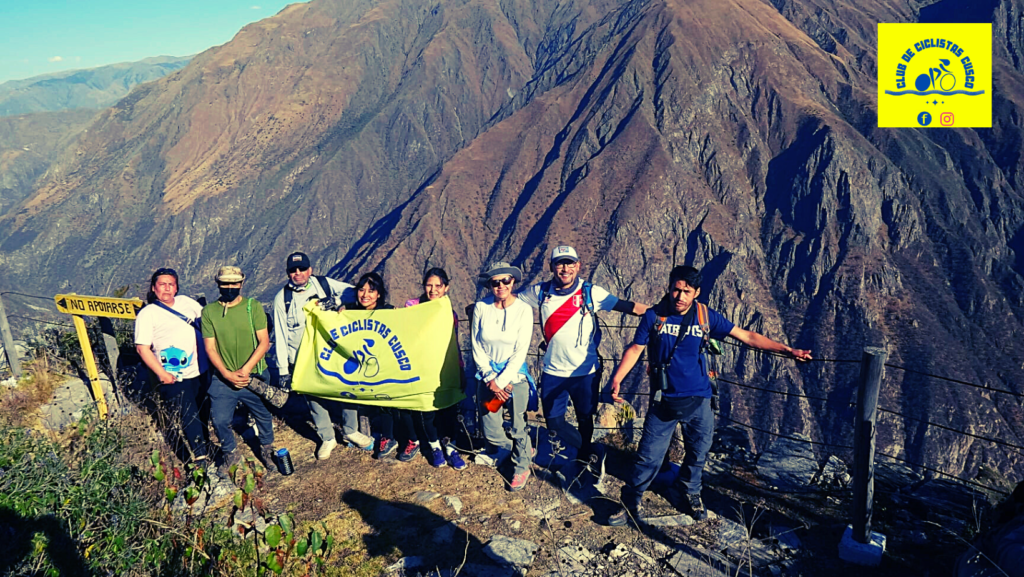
{"left": 375, "top": 437, "right": 398, "bottom": 459}
{"left": 446, "top": 449, "right": 468, "bottom": 471}
{"left": 685, "top": 493, "right": 708, "bottom": 521}
{"left": 608, "top": 504, "right": 644, "bottom": 527}
{"left": 475, "top": 448, "right": 510, "bottom": 468}
{"left": 345, "top": 431, "right": 374, "bottom": 452}
{"left": 317, "top": 438, "right": 338, "bottom": 460}
{"left": 429, "top": 447, "right": 447, "bottom": 468}
{"left": 260, "top": 445, "right": 278, "bottom": 473}
{"left": 509, "top": 469, "right": 531, "bottom": 492}
{"left": 397, "top": 440, "right": 421, "bottom": 462}
{"left": 217, "top": 450, "right": 241, "bottom": 478}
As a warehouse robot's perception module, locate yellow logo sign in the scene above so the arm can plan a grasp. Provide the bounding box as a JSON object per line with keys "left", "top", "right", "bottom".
{"left": 54, "top": 294, "right": 144, "bottom": 319}
{"left": 878, "top": 23, "right": 991, "bottom": 128}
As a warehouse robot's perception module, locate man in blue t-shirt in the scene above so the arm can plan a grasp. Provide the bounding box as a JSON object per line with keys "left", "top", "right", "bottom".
{"left": 607, "top": 266, "right": 812, "bottom": 526}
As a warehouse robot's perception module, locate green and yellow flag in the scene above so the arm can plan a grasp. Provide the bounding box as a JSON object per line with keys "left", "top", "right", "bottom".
{"left": 292, "top": 296, "right": 464, "bottom": 411}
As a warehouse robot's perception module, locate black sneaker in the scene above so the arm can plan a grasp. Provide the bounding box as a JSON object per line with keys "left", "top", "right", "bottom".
{"left": 685, "top": 493, "right": 708, "bottom": 521}
{"left": 217, "top": 450, "right": 241, "bottom": 479}
{"left": 608, "top": 504, "right": 643, "bottom": 527}
{"left": 397, "top": 440, "right": 420, "bottom": 462}
{"left": 375, "top": 437, "right": 398, "bottom": 459}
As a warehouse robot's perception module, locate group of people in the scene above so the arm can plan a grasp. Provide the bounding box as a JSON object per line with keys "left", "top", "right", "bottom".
{"left": 134, "top": 245, "right": 811, "bottom": 525}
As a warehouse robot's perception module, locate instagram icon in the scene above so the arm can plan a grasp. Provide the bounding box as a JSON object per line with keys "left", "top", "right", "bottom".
{"left": 940, "top": 112, "right": 955, "bottom": 126}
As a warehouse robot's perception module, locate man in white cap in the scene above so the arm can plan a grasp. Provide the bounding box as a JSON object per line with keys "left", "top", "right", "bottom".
{"left": 518, "top": 245, "right": 649, "bottom": 471}
{"left": 271, "top": 251, "right": 373, "bottom": 459}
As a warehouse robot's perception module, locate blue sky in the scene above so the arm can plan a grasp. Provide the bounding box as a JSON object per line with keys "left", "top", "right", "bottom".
{"left": 0, "top": 1, "right": 304, "bottom": 83}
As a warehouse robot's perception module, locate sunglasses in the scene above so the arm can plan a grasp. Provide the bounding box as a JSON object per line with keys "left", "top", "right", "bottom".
{"left": 553, "top": 259, "right": 577, "bottom": 267}
{"left": 489, "top": 276, "right": 514, "bottom": 288}
{"left": 287, "top": 266, "right": 310, "bottom": 274}
{"left": 154, "top": 267, "right": 178, "bottom": 277}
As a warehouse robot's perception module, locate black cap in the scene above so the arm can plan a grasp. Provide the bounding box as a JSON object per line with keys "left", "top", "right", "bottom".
{"left": 286, "top": 252, "right": 311, "bottom": 271}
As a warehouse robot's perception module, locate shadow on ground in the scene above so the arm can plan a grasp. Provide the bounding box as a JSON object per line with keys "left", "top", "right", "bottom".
{"left": 342, "top": 489, "right": 487, "bottom": 570}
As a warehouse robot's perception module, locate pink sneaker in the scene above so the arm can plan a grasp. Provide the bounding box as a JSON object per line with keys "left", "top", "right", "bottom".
{"left": 510, "top": 469, "right": 531, "bottom": 492}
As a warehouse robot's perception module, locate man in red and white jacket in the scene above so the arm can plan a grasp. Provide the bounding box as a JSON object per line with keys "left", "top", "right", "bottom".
{"left": 519, "top": 246, "right": 649, "bottom": 468}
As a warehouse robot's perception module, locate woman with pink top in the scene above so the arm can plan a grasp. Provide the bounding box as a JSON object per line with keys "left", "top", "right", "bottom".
{"left": 402, "top": 267, "right": 468, "bottom": 470}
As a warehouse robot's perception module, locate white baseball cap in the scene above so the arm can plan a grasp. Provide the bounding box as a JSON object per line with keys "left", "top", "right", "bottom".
{"left": 550, "top": 245, "right": 579, "bottom": 263}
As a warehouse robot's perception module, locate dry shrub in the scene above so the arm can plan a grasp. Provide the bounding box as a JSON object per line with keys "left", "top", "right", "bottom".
{"left": 0, "top": 354, "right": 67, "bottom": 426}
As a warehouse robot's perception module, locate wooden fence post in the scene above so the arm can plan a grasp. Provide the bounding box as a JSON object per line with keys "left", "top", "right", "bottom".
{"left": 852, "top": 346, "right": 887, "bottom": 543}
{"left": 0, "top": 295, "right": 22, "bottom": 379}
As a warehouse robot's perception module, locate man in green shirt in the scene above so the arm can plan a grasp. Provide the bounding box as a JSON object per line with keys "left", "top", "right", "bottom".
{"left": 202, "top": 265, "right": 276, "bottom": 476}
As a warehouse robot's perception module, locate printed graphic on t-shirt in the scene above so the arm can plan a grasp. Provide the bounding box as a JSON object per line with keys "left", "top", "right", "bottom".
{"left": 158, "top": 346, "right": 193, "bottom": 377}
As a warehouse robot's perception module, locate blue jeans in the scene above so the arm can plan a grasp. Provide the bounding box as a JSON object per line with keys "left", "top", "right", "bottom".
{"left": 621, "top": 396, "right": 714, "bottom": 510}
{"left": 540, "top": 372, "right": 598, "bottom": 458}
{"left": 209, "top": 371, "right": 274, "bottom": 454}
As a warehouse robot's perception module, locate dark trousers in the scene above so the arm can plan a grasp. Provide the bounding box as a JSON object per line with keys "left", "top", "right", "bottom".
{"left": 374, "top": 407, "right": 415, "bottom": 442}
{"left": 540, "top": 372, "right": 598, "bottom": 459}
{"left": 621, "top": 396, "right": 714, "bottom": 510}
{"left": 156, "top": 375, "right": 209, "bottom": 459}
{"left": 209, "top": 372, "right": 274, "bottom": 454}
{"left": 409, "top": 409, "right": 440, "bottom": 444}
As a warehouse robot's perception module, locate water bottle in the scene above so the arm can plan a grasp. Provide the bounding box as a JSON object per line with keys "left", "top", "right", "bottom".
{"left": 276, "top": 448, "right": 294, "bottom": 475}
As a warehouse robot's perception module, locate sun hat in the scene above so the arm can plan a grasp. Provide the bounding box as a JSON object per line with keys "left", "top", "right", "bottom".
{"left": 479, "top": 261, "right": 523, "bottom": 285}
{"left": 550, "top": 245, "right": 579, "bottom": 263}
{"left": 215, "top": 266, "right": 245, "bottom": 283}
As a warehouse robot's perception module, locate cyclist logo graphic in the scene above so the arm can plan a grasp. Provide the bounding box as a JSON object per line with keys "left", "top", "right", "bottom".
{"left": 878, "top": 23, "right": 991, "bottom": 128}
{"left": 914, "top": 59, "right": 957, "bottom": 92}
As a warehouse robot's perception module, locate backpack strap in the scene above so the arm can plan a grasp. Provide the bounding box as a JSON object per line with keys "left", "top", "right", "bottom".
{"left": 152, "top": 301, "right": 200, "bottom": 330}
{"left": 696, "top": 302, "right": 710, "bottom": 354}
{"left": 284, "top": 276, "right": 334, "bottom": 316}
{"left": 581, "top": 281, "right": 596, "bottom": 315}
{"left": 314, "top": 276, "right": 333, "bottom": 300}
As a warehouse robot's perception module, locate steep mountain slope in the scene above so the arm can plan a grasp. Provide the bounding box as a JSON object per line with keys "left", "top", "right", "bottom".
{"left": 0, "top": 56, "right": 191, "bottom": 117}
{"left": 0, "top": 109, "right": 96, "bottom": 216}
{"left": 1, "top": 0, "right": 1022, "bottom": 480}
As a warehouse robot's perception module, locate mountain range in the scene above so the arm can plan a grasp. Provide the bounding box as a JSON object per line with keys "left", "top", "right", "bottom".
{"left": 0, "top": 0, "right": 1022, "bottom": 482}
{"left": 0, "top": 56, "right": 191, "bottom": 117}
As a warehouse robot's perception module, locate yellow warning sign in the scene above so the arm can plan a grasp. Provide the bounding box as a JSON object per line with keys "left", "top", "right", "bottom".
{"left": 878, "top": 23, "right": 991, "bottom": 128}
{"left": 54, "top": 294, "right": 144, "bottom": 319}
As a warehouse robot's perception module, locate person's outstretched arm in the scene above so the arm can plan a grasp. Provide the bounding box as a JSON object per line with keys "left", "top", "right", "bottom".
{"left": 728, "top": 326, "right": 812, "bottom": 361}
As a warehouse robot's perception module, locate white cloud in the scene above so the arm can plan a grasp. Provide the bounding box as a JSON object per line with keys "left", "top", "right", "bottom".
{"left": 74, "top": 56, "right": 81, "bottom": 62}
{"left": 48, "top": 56, "right": 63, "bottom": 63}
{"left": 250, "top": 5, "right": 261, "bottom": 9}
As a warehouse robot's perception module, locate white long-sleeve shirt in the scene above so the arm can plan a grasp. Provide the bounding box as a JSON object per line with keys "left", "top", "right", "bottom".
{"left": 471, "top": 295, "right": 533, "bottom": 388}
{"left": 272, "top": 276, "right": 355, "bottom": 374}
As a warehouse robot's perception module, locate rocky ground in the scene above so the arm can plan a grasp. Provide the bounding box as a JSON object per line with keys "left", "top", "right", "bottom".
{"left": 137, "top": 387, "right": 1009, "bottom": 577}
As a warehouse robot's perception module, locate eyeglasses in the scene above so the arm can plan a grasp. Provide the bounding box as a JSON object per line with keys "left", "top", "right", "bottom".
{"left": 489, "top": 276, "right": 514, "bottom": 288}
{"left": 553, "top": 259, "right": 577, "bottom": 268}
{"left": 287, "top": 266, "right": 310, "bottom": 274}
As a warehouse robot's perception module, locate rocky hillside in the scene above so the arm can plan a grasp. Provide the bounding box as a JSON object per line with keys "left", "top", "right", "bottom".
{"left": 0, "top": 109, "right": 96, "bottom": 216}
{"left": 0, "top": 56, "right": 191, "bottom": 117}
{"left": 1, "top": 0, "right": 1022, "bottom": 481}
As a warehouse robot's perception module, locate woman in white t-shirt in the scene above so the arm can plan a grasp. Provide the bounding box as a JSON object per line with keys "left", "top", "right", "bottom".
{"left": 134, "top": 267, "right": 210, "bottom": 468}
{"left": 471, "top": 262, "right": 534, "bottom": 492}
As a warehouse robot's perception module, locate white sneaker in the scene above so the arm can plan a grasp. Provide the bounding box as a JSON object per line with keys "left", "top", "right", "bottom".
{"left": 317, "top": 438, "right": 338, "bottom": 460}
{"left": 475, "top": 448, "right": 511, "bottom": 468}
{"left": 344, "top": 431, "right": 374, "bottom": 451}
